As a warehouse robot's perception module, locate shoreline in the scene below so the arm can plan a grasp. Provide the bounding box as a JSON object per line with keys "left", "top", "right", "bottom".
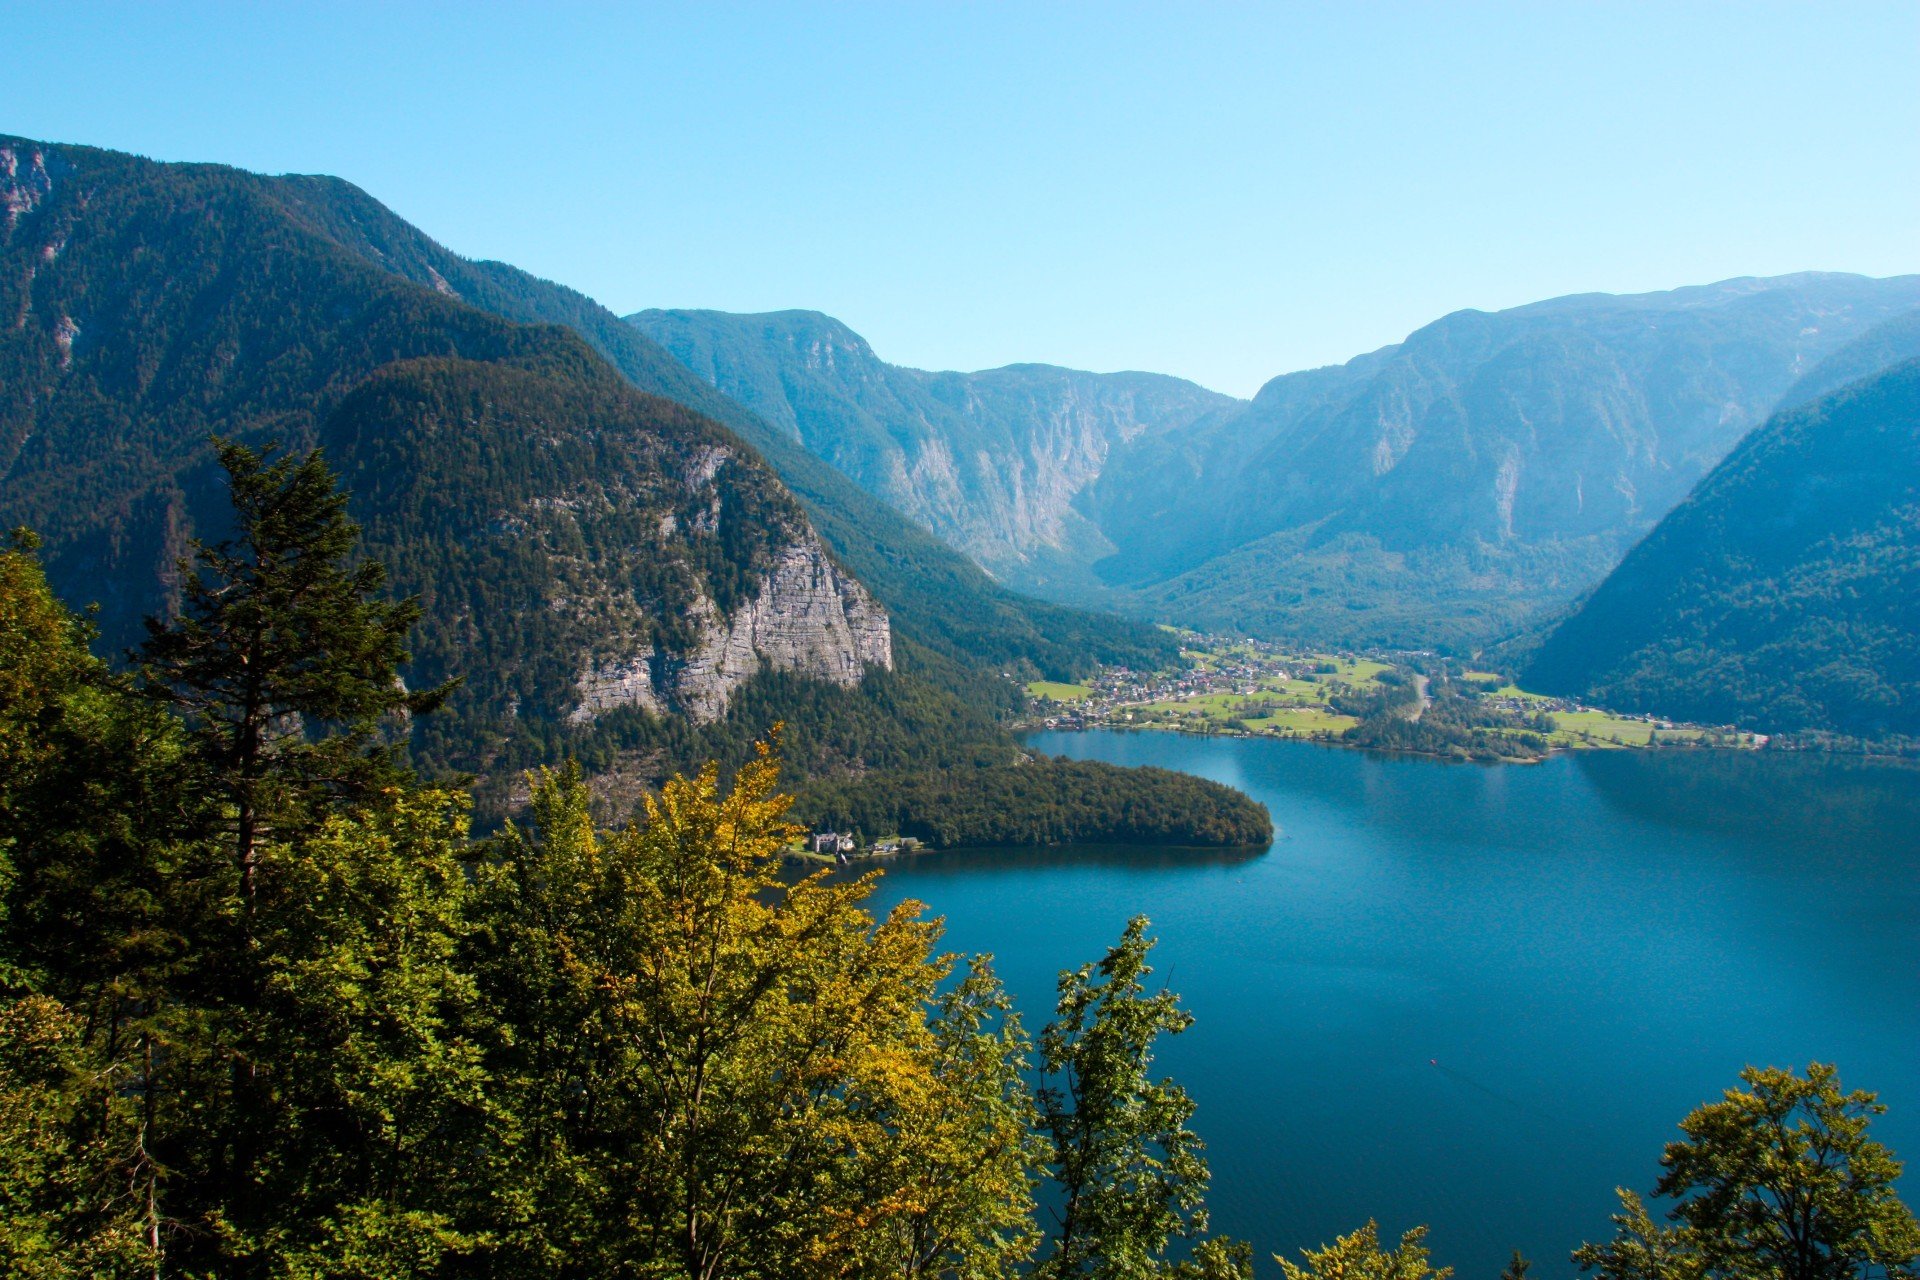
{"left": 1014, "top": 719, "right": 1740, "bottom": 766}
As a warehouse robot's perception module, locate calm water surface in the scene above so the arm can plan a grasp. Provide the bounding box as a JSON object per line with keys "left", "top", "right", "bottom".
{"left": 856, "top": 732, "right": 1920, "bottom": 1276}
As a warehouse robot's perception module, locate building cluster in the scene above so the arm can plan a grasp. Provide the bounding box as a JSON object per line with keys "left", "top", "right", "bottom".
{"left": 802, "top": 831, "right": 916, "bottom": 863}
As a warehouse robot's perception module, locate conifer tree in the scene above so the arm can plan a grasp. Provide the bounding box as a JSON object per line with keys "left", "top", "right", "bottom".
{"left": 139, "top": 439, "right": 451, "bottom": 901}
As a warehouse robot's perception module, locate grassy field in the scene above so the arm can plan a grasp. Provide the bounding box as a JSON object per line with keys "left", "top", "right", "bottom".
{"left": 1547, "top": 710, "right": 1705, "bottom": 747}
{"left": 1246, "top": 707, "right": 1359, "bottom": 734}
{"left": 1026, "top": 680, "right": 1093, "bottom": 702}
{"left": 1128, "top": 646, "right": 1390, "bottom": 739}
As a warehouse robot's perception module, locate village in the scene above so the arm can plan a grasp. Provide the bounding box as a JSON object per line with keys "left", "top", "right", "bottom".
{"left": 1015, "top": 631, "right": 1760, "bottom": 752}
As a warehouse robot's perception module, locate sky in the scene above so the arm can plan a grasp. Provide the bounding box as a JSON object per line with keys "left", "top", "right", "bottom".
{"left": 9, "top": 2, "right": 1918, "bottom": 397}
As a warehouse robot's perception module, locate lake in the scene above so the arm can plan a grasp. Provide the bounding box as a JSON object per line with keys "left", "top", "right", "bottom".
{"left": 854, "top": 731, "right": 1920, "bottom": 1276}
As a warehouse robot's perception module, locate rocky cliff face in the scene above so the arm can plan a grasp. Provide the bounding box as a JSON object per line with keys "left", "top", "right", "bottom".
{"left": 572, "top": 538, "right": 891, "bottom": 723}
{"left": 1, "top": 144, "right": 62, "bottom": 236}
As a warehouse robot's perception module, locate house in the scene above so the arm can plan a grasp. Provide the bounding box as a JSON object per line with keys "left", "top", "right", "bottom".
{"left": 809, "top": 831, "right": 856, "bottom": 855}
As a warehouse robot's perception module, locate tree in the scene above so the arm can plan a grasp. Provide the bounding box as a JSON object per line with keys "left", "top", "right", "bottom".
{"left": 1657, "top": 1064, "right": 1919, "bottom": 1280}
{"left": 1577, "top": 1065, "right": 1920, "bottom": 1280}
{"left": 139, "top": 440, "right": 451, "bottom": 901}
{"left": 0, "top": 531, "right": 206, "bottom": 1279}
{"left": 1279, "top": 1221, "right": 1453, "bottom": 1280}
{"left": 1503, "top": 1248, "right": 1534, "bottom": 1280}
{"left": 1575, "top": 1191, "right": 1707, "bottom": 1280}
{"left": 468, "top": 742, "right": 1042, "bottom": 1278}
{"left": 1034, "top": 915, "right": 1245, "bottom": 1278}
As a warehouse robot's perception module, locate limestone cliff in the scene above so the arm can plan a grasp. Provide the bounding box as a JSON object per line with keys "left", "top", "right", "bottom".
{"left": 572, "top": 538, "right": 891, "bottom": 724}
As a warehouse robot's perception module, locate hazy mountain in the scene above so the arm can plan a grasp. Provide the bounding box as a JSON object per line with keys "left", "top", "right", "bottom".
{"left": 1087, "top": 274, "right": 1920, "bottom": 649}
{"left": 1777, "top": 307, "right": 1920, "bottom": 409}
{"left": 628, "top": 308, "right": 1241, "bottom": 599}
{"left": 623, "top": 279, "right": 1920, "bottom": 654}
{"left": 1525, "top": 356, "right": 1920, "bottom": 739}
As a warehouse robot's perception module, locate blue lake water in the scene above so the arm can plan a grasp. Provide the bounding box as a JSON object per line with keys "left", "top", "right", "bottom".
{"left": 854, "top": 732, "right": 1920, "bottom": 1276}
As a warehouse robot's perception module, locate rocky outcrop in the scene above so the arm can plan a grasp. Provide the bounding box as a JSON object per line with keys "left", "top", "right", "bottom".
{"left": 571, "top": 537, "right": 891, "bottom": 724}
{"left": 1, "top": 145, "right": 61, "bottom": 238}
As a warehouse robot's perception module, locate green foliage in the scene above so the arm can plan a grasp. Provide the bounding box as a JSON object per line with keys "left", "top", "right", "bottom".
{"left": 466, "top": 754, "right": 1043, "bottom": 1277}
{"left": 140, "top": 440, "right": 451, "bottom": 894}
{"left": 1576, "top": 1064, "right": 1920, "bottom": 1280}
{"left": 1575, "top": 1191, "right": 1710, "bottom": 1280}
{"left": 1034, "top": 916, "right": 1246, "bottom": 1278}
{"left": 1528, "top": 360, "right": 1920, "bottom": 740}
{"left": 1339, "top": 677, "right": 1550, "bottom": 762}
{"left": 1277, "top": 1221, "right": 1453, "bottom": 1280}
{"left": 794, "top": 756, "right": 1275, "bottom": 850}
{"left": 2, "top": 516, "right": 486, "bottom": 1276}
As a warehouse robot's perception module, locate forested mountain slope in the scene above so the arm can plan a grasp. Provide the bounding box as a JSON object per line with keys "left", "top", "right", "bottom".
{"left": 254, "top": 172, "right": 1180, "bottom": 675}
{"left": 1525, "top": 358, "right": 1920, "bottom": 739}
{"left": 1777, "top": 307, "right": 1920, "bottom": 409}
{"left": 0, "top": 136, "right": 918, "bottom": 781}
{"left": 629, "top": 307, "right": 1240, "bottom": 599}
{"left": 0, "top": 134, "right": 1190, "bottom": 813}
{"left": 1090, "top": 274, "right": 1920, "bottom": 649}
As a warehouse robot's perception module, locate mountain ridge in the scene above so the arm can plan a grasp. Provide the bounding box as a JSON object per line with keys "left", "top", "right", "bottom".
{"left": 1525, "top": 351, "right": 1920, "bottom": 739}
{"left": 622, "top": 276, "right": 1920, "bottom": 651}
{"left": 629, "top": 305, "right": 1243, "bottom": 599}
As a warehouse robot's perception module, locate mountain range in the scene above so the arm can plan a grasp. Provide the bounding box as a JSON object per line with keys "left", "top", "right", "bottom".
{"left": 0, "top": 134, "right": 1175, "bottom": 803}
{"left": 629, "top": 307, "right": 1240, "bottom": 599}
{"left": 8, "top": 131, "right": 1920, "bottom": 752}
{"left": 641, "top": 277, "right": 1920, "bottom": 651}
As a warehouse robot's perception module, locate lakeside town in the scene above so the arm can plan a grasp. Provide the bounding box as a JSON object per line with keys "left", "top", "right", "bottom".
{"left": 1014, "top": 631, "right": 1761, "bottom": 752}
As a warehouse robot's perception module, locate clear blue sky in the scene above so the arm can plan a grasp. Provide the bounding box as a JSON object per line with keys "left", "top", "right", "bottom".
{"left": 11, "top": 2, "right": 1917, "bottom": 396}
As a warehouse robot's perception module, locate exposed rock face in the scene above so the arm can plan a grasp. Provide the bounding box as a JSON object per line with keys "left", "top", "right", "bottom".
{"left": 1, "top": 145, "right": 60, "bottom": 237}
{"left": 572, "top": 537, "right": 891, "bottom": 724}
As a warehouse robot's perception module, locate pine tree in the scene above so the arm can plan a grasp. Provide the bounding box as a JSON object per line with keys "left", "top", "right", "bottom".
{"left": 138, "top": 440, "right": 452, "bottom": 902}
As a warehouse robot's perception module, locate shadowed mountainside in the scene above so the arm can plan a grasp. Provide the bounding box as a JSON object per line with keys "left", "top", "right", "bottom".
{"left": 1526, "top": 355, "right": 1920, "bottom": 739}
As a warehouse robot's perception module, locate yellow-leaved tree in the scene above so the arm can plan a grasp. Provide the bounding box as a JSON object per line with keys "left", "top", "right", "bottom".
{"left": 468, "top": 738, "right": 1037, "bottom": 1279}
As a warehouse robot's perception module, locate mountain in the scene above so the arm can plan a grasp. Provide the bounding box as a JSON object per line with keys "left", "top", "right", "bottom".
{"left": 1086, "top": 274, "right": 1920, "bottom": 650}
{"left": 622, "top": 279, "right": 1920, "bottom": 654}
{"left": 628, "top": 307, "right": 1241, "bottom": 600}
{"left": 1777, "top": 306, "right": 1920, "bottom": 409}
{"left": 0, "top": 137, "right": 906, "bottom": 760}
{"left": 244, "top": 177, "right": 1179, "bottom": 678}
{"left": 0, "top": 135, "right": 1174, "bottom": 803}
{"left": 1524, "top": 356, "right": 1920, "bottom": 740}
